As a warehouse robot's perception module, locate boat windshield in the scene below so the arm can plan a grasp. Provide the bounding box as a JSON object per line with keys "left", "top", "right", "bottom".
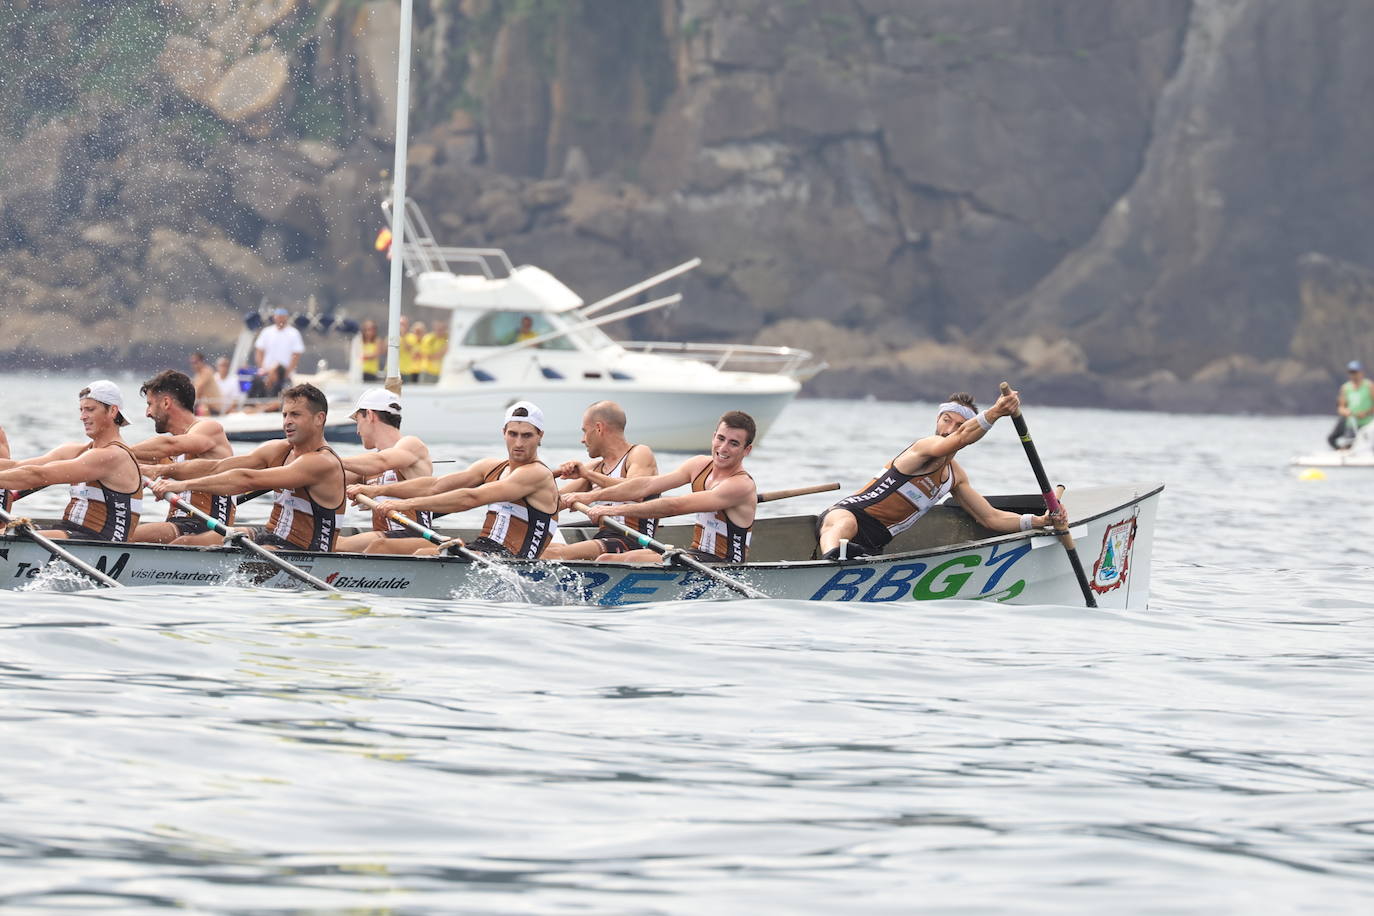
{"left": 461, "top": 311, "right": 575, "bottom": 350}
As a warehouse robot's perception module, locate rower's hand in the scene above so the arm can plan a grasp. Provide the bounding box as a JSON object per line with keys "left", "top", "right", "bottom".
{"left": 562, "top": 490, "right": 595, "bottom": 512}
{"left": 387, "top": 498, "right": 414, "bottom": 514}
{"left": 556, "top": 460, "right": 584, "bottom": 479}
{"left": 139, "top": 463, "right": 166, "bottom": 479}
{"left": 150, "top": 478, "right": 188, "bottom": 499}
{"left": 347, "top": 483, "right": 379, "bottom": 501}
{"left": 583, "top": 504, "right": 610, "bottom": 524}
{"left": 1040, "top": 506, "right": 1068, "bottom": 529}
{"left": 990, "top": 388, "right": 1021, "bottom": 420}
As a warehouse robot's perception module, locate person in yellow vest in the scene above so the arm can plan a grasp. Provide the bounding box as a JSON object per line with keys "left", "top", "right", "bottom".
{"left": 419, "top": 320, "right": 449, "bottom": 383}
{"left": 399, "top": 319, "right": 424, "bottom": 384}
{"left": 359, "top": 319, "right": 381, "bottom": 382}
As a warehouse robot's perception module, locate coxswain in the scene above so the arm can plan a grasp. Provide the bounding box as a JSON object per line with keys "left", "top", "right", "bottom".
{"left": 815, "top": 389, "right": 1065, "bottom": 559}
{"left": 128, "top": 369, "right": 236, "bottom": 545}
{"left": 334, "top": 389, "right": 434, "bottom": 552}
{"left": 147, "top": 383, "right": 346, "bottom": 552}
{"left": 348, "top": 401, "right": 559, "bottom": 558}
{"left": 577, "top": 411, "right": 758, "bottom": 564}
{"left": 0, "top": 380, "right": 143, "bottom": 541}
{"left": 543, "top": 400, "right": 660, "bottom": 561}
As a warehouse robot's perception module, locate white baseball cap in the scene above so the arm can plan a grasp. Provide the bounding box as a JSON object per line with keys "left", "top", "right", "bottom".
{"left": 80, "top": 379, "right": 129, "bottom": 426}
{"left": 502, "top": 400, "right": 545, "bottom": 432}
{"left": 350, "top": 388, "right": 403, "bottom": 419}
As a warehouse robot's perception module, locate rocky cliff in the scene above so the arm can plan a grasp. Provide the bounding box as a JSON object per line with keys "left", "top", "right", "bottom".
{"left": 0, "top": 0, "right": 1369, "bottom": 413}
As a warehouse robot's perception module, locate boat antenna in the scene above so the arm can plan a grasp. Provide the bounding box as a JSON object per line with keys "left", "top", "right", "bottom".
{"left": 383, "top": 0, "right": 415, "bottom": 398}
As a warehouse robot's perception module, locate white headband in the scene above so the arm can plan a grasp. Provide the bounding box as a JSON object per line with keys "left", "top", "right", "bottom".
{"left": 936, "top": 401, "right": 976, "bottom": 421}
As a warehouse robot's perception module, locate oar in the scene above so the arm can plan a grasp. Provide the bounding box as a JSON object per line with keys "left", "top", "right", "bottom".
{"left": 0, "top": 505, "right": 123, "bottom": 588}
{"left": 756, "top": 482, "right": 838, "bottom": 503}
{"left": 569, "top": 500, "right": 768, "bottom": 599}
{"left": 350, "top": 493, "right": 500, "bottom": 569}
{"left": 145, "top": 478, "right": 340, "bottom": 593}
{"left": 997, "top": 382, "right": 1097, "bottom": 608}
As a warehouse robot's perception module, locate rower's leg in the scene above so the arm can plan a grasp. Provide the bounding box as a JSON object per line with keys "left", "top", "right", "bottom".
{"left": 35, "top": 530, "right": 70, "bottom": 539}
{"left": 335, "top": 531, "right": 384, "bottom": 553}
{"left": 542, "top": 539, "right": 606, "bottom": 561}
{"left": 364, "top": 536, "right": 431, "bottom": 555}
{"left": 817, "top": 508, "right": 860, "bottom": 554}
{"left": 599, "top": 548, "right": 660, "bottom": 563}
{"left": 171, "top": 531, "right": 226, "bottom": 546}
{"left": 131, "top": 521, "right": 180, "bottom": 543}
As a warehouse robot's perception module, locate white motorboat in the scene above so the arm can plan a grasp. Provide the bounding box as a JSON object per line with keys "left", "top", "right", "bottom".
{"left": 1291, "top": 422, "right": 1374, "bottom": 467}
{"left": 222, "top": 200, "right": 823, "bottom": 449}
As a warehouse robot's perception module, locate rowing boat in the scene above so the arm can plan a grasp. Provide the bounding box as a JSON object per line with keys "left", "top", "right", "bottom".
{"left": 0, "top": 483, "right": 1162, "bottom": 607}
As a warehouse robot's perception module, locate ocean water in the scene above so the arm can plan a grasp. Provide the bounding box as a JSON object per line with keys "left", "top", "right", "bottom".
{"left": 2, "top": 372, "right": 1372, "bottom": 913}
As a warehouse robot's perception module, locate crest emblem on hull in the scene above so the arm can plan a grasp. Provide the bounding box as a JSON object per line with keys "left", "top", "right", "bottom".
{"left": 1091, "top": 517, "right": 1136, "bottom": 594}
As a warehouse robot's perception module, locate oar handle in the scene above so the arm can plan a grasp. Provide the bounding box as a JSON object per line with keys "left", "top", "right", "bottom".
{"left": 351, "top": 493, "right": 493, "bottom": 567}
{"left": 756, "top": 482, "right": 839, "bottom": 503}
{"left": 145, "top": 477, "right": 339, "bottom": 593}
{"left": 570, "top": 500, "right": 768, "bottom": 599}
{"left": 0, "top": 504, "right": 122, "bottom": 588}
{"left": 997, "top": 382, "right": 1096, "bottom": 608}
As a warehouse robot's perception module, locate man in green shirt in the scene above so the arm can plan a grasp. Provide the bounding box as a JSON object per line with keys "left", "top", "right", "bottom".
{"left": 1329, "top": 360, "right": 1374, "bottom": 449}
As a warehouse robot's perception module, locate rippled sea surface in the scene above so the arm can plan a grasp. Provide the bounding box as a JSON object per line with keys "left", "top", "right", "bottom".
{"left": 2, "top": 371, "right": 1372, "bottom": 913}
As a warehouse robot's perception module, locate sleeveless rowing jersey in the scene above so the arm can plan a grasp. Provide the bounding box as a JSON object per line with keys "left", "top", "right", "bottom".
{"left": 369, "top": 467, "right": 433, "bottom": 532}
{"left": 62, "top": 442, "right": 143, "bottom": 541}
{"left": 263, "top": 447, "right": 347, "bottom": 551}
{"left": 688, "top": 464, "right": 753, "bottom": 563}
{"left": 164, "top": 454, "right": 235, "bottom": 528}
{"left": 837, "top": 449, "right": 955, "bottom": 540}
{"left": 477, "top": 460, "right": 559, "bottom": 558}
{"left": 594, "top": 445, "right": 658, "bottom": 540}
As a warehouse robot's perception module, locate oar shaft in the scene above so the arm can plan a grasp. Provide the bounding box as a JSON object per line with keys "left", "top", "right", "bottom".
{"left": 0, "top": 506, "right": 122, "bottom": 588}
{"left": 351, "top": 494, "right": 495, "bottom": 567}
{"left": 756, "top": 482, "right": 839, "bottom": 503}
{"left": 570, "top": 501, "right": 767, "bottom": 599}
{"left": 997, "top": 383, "right": 1096, "bottom": 608}
{"left": 147, "top": 479, "right": 338, "bottom": 592}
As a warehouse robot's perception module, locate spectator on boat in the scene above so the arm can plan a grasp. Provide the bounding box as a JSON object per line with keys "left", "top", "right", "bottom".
{"left": 128, "top": 370, "right": 235, "bottom": 545}
{"left": 188, "top": 351, "right": 219, "bottom": 415}
{"left": 815, "top": 389, "right": 1065, "bottom": 560}
{"left": 214, "top": 357, "right": 241, "bottom": 414}
{"left": 1328, "top": 360, "right": 1374, "bottom": 449}
{"left": 359, "top": 319, "right": 382, "bottom": 382}
{"left": 348, "top": 401, "right": 559, "bottom": 559}
{"left": 420, "top": 320, "right": 449, "bottom": 383}
{"left": 399, "top": 318, "right": 424, "bottom": 384}
{"left": 576, "top": 411, "right": 758, "bottom": 565}
{"left": 0, "top": 380, "right": 143, "bottom": 542}
{"left": 503, "top": 315, "right": 540, "bottom": 346}
{"left": 243, "top": 365, "right": 287, "bottom": 413}
{"left": 544, "top": 401, "right": 660, "bottom": 561}
{"left": 147, "top": 384, "right": 347, "bottom": 553}
{"left": 254, "top": 307, "right": 305, "bottom": 382}
{"left": 334, "top": 390, "right": 434, "bottom": 553}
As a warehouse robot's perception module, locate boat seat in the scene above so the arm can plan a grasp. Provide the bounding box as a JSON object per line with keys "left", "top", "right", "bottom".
{"left": 540, "top": 366, "right": 564, "bottom": 380}
{"left": 472, "top": 368, "right": 496, "bottom": 382}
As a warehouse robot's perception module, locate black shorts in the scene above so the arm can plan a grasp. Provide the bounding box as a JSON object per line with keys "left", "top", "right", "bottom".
{"left": 593, "top": 529, "right": 639, "bottom": 554}
{"left": 817, "top": 506, "right": 890, "bottom": 555}
{"left": 382, "top": 528, "right": 422, "bottom": 539}
{"left": 242, "top": 528, "right": 321, "bottom": 552}
{"left": 673, "top": 547, "right": 741, "bottom": 566}
{"left": 51, "top": 520, "right": 118, "bottom": 541}
{"left": 462, "top": 537, "right": 514, "bottom": 558}
{"left": 168, "top": 517, "right": 214, "bottom": 536}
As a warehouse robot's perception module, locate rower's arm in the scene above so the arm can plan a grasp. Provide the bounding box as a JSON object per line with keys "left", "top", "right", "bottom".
{"left": 4, "top": 442, "right": 88, "bottom": 469}
{"left": 949, "top": 468, "right": 1058, "bottom": 533}
{"left": 165, "top": 451, "right": 334, "bottom": 496}
{"left": 608, "top": 473, "right": 754, "bottom": 520}
{"left": 409, "top": 464, "right": 549, "bottom": 514}
{"left": 148, "top": 444, "right": 272, "bottom": 480}
{"left": 582, "top": 457, "right": 700, "bottom": 504}
{"left": 342, "top": 444, "right": 422, "bottom": 479}
{"left": 130, "top": 429, "right": 222, "bottom": 461}
{"left": 0, "top": 425, "right": 8, "bottom": 460}
{"left": 0, "top": 446, "right": 121, "bottom": 491}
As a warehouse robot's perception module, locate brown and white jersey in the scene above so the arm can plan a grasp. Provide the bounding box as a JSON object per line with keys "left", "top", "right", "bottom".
{"left": 836, "top": 448, "right": 955, "bottom": 539}
{"left": 62, "top": 442, "right": 144, "bottom": 542}
{"left": 263, "top": 447, "right": 347, "bottom": 552}
{"left": 368, "top": 467, "right": 434, "bottom": 533}
{"left": 477, "top": 460, "right": 559, "bottom": 559}
{"left": 687, "top": 464, "right": 752, "bottom": 563}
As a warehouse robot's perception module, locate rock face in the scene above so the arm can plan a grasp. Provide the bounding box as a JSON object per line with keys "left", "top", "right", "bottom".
{"left": 0, "top": 0, "right": 1371, "bottom": 414}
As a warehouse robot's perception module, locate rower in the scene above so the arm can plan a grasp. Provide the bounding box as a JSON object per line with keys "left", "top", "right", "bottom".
{"left": 576, "top": 410, "right": 758, "bottom": 565}
{"left": 0, "top": 380, "right": 143, "bottom": 542}
{"left": 816, "top": 389, "right": 1065, "bottom": 559}
{"left": 543, "top": 400, "right": 659, "bottom": 561}
{"left": 147, "top": 383, "right": 347, "bottom": 552}
{"left": 348, "top": 401, "right": 559, "bottom": 558}
{"left": 334, "top": 389, "right": 434, "bottom": 552}
{"left": 0, "top": 423, "right": 10, "bottom": 513}
{"left": 128, "top": 370, "right": 236, "bottom": 545}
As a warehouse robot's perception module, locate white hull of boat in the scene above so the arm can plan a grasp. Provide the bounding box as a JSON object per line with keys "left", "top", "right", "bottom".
{"left": 0, "top": 484, "right": 1161, "bottom": 608}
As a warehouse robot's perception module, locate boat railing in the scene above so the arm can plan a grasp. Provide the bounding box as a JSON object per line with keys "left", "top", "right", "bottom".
{"left": 384, "top": 197, "right": 514, "bottom": 279}
{"left": 617, "top": 341, "right": 826, "bottom": 380}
